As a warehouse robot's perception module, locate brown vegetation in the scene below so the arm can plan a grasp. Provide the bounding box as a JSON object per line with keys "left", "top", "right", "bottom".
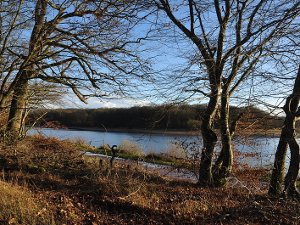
{"left": 0, "top": 135, "right": 299, "bottom": 224}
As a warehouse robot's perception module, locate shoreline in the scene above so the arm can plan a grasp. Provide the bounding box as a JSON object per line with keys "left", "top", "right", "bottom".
{"left": 67, "top": 127, "right": 199, "bottom": 136}
{"left": 35, "top": 126, "right": 285, "bottom": 137}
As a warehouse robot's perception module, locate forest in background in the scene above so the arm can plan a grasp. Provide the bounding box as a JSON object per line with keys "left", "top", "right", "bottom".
{"left": 29, "top": 105, "right": 286, "bottom": 132}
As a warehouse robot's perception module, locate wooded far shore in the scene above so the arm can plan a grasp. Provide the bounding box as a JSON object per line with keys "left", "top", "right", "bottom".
{"left": 29, "top": 104, "right": 292, "bottom": 135}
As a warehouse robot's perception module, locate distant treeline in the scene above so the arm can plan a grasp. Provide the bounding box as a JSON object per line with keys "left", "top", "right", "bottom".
{"left": 29, "top": 105, "right": 285, "bottom": 131}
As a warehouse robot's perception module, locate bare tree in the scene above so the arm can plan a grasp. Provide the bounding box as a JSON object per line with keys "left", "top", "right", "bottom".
{"left": 149, "top": 0, "right": 300, "bottom": 186}
{"left": 0, "top": 0, "right": 26, "bottom": 113}
{"left": 2, "top": 0, "right": 148, "bottom": 139}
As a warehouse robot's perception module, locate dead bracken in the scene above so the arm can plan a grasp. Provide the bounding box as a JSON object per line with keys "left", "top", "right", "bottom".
{"left": 0, "top": 135, "right": 299, "bottom": 224}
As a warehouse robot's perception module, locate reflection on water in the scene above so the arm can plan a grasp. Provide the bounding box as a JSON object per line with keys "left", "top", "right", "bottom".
{"left": 28, "top": 128, "right": 294, "bottom": 168}
{"left": 28, "top": 128, "right": 186, "bottom": 152}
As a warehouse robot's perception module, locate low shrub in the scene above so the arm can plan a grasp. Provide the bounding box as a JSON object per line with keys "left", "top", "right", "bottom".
{"left": 118, "top": 140, "right": 145, "bottom": 158}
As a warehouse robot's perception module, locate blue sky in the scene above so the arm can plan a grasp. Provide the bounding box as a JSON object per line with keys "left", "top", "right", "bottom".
{"left": 58, "top": 1, "right": 299, "bottom": 112}
{"left": 2, "top": 1, "right": 297, "bottom": 111}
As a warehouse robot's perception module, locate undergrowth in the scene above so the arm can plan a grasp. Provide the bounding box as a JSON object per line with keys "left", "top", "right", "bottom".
{"left": 0, "top": 134, "right": 299, "bottom": 224}
{"left": 90, "top": 140, "right": 190, "bottom": 169}
{"left": 0, "top": 180, "right": 54, "bottom": 224}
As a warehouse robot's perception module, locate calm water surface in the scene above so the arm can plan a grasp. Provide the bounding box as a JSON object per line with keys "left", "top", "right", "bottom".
{"left": 29, "top": 128, "right": 287, "bottom": 168}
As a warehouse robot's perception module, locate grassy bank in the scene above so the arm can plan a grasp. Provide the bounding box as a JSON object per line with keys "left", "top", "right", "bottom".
{"left": 0, "top": 135, "right": 299, "bottom": 224}
{"left": 88, "top": 140, "right": 187, "bottom": 168}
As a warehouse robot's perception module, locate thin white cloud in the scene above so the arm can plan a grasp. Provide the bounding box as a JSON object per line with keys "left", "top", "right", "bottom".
{"left": 60, "top": 95, "right": 151, "bottom": 109}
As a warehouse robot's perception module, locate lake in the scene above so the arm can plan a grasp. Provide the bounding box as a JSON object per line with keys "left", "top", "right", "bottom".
{"left": 28, "top": 128, "right": 287, "bottom": 168}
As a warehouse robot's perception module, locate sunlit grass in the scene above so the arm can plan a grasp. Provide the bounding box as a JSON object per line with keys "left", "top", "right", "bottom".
{"left": 0, "top": 181, "right": 54, "bottom": 225}
{"left": 0, "top": 134, "right": 298, "bottom": 224}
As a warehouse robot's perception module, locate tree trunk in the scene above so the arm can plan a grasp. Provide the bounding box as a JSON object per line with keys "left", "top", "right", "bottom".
{"left": 0, "top": 94, "right": 9, "bottom": 138}
{"left": 6, "top": 72, "right": 29, "bottom": 140}
{"left": 284, "top": 136, "right": 300, "bottom": 197}
{"left": 5, "top": 0, "right": 46, "bottom": 141}
{"left": 269, "top": 65, "right": 300, "bottom": 197}
{"left": 269, "top": 133, "right": 289, "bottom": 196}
{"left": 198, "top": 87, "right": 221, "bottom": 186}
{"left": 0, "top": 95, "right": 8, "bottom": 118}
{"left": 213, "top": 92, "right": 233, "bottom": 186}
{"left": 0, "top": 95, "right": 9, "bottom": 110}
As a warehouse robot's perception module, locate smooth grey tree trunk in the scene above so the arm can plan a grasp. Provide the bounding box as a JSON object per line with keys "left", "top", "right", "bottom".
{"left": 269, "top": 133, "right": 289, "bottom": 196}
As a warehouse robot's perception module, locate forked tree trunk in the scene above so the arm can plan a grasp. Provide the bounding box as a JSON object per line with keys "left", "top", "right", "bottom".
{"left": 198, "top": 86, "right": 221, "bottom": 186}
{"left": 269, "top": 65, "right": 300, "bottom": 197}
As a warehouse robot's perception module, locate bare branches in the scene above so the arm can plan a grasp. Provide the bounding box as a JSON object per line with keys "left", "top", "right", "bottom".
{"left": 149, "top": 0, "right": 300, "bottom": 186}
{"left": 155, "top": 0, "right": 213, "bottom": 71}
{"left": 161, "top": 0, "right": 298, "bottom": 101}
{"left": 188, "top": 0, "right": 195, "bottom": 33}
{"left": 214, "top": 0, "right": 223, "bottom": 25}
{"left": 1, "top": 0, "right": 148, "bottom": 101}
{"left": 246, "top": 0, "right": 267, "bottom": 36}
{"left": 1, "top": 0, "right": 151, "bottom": 137}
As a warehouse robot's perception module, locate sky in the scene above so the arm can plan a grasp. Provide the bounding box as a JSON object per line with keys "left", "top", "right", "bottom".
{"left": 2, "top": 1, "right": 297, "bottom": 111}
{"left": 51, "top": 1, "right": 298, "bottom": 112}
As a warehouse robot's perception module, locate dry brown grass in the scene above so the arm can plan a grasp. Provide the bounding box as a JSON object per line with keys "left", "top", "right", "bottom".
{"left": 0, "top": 134, "right": 299, "bottom": 224}
{"left": 0, "top": 180, "right": 54, "bottom": 224}
{"left": 118, "top": 140, "right": 145, "bottom": 157}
